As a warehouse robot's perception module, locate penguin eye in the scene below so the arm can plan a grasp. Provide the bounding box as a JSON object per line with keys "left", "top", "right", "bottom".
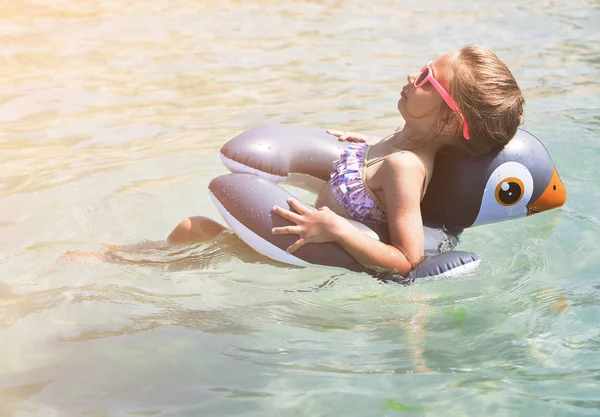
{"left": 494, "top": 177, "right": 524, "bottom": 206}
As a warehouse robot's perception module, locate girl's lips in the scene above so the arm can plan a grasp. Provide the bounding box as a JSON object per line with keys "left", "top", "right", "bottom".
{"left": 401, "top": 90, "right": 407, "bottom": 99}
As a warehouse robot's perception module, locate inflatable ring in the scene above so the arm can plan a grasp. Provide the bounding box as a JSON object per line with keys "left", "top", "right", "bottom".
{"left": 209, "top": 125, "right": 566, "bottom": 281}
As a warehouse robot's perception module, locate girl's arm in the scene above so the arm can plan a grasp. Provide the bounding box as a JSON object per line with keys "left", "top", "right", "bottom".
{"left": 271, "top": 152, "right": 425, "bottom": 276}
{"left": 331, "top": 152, "right": 425, "bottom": 273}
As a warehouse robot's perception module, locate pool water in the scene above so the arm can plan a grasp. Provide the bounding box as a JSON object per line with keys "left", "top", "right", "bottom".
{"left": 1, "top": 0, "right": 599, "bottom": 415}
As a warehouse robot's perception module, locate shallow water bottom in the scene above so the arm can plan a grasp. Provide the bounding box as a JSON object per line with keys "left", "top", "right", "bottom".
{"left": 1, "top": 0, "right": 600, "bottom": 415}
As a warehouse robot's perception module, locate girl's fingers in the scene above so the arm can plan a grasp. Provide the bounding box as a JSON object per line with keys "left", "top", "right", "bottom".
{"left": 286, "top": 238, "right": 306, "bottom": 253}
{"left": 271, "top": 225, "right": 303, "bottom": 235}
{"left": 339, "top": 132, "right": 366, "bottom": 142}
{"left": 327, "top": 130, "right": 368, "bottom": 142}
{"left": 352, "top": 132, "right": 366, "bottom": 141}
{"left": 286, "top": 198, "right": 307, "bottom": 214}
{"left": 272, "top": 205, "right": 303, "bottom": 223}
{"left": 327, "top": 129, "right": 358, "bottom": 142}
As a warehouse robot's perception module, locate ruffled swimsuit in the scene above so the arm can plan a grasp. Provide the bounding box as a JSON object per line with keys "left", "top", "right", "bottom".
{"left": 329, "top": 143, "right": 388, "bottom": 222}
{"left": 329, "top": 142, "right": 428, "bottom": 223}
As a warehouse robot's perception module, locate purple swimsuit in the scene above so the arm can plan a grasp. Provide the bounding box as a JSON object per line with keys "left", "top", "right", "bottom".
{"left": 329, "top": 143, "right": 387, "bottom": 222}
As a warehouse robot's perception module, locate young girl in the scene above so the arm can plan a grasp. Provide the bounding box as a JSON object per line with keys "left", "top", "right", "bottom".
{"left": 168, "top": 45, "right": 525, "bottom": 277}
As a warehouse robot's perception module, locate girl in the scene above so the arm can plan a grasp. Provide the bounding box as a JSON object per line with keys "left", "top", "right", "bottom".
{"left": 169, "top": 45, "right": 525, "bottom": 277}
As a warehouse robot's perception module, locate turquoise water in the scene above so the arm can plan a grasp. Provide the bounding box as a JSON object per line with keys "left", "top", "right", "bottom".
{"left": 1, "top": 0, "right": 599, "bottom": 415}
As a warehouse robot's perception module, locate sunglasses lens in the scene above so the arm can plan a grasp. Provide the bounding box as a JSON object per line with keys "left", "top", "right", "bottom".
{"left": 415, "top": 67, "right": 429, "bottom": 86}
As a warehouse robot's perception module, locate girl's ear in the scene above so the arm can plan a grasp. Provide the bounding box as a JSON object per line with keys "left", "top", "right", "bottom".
{"left": 442, "top": 113, "right": 460, "bottom": 135}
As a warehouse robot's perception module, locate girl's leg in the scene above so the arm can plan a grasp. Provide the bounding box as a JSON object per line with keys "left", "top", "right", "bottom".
{"left": 61, "top": 216, "right": 227, "bottom": 264}
{"left": 167, "top": 216, "right": 227, "bottom": 244}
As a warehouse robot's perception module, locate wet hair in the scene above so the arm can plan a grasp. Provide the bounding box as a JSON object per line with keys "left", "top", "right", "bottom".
{"left": 449, "top": 45, "right": 525, "bottom": 156}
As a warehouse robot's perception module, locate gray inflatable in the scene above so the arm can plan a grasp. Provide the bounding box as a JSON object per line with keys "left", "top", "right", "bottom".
{"left": 210, "top": 125, "right": 566, "bottom": 281}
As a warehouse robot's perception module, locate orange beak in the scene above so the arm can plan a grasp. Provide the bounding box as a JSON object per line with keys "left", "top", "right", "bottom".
{"left": 526, "top": 168, "right": 567, "bottom": 215}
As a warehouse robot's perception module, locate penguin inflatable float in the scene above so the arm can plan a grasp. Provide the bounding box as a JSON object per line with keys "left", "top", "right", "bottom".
{"left": 209, "top": 125, "right": 566, "bottom": 281}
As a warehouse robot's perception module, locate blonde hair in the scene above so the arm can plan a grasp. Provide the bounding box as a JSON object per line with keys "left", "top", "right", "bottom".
{"left": 450, "top": 45, "right": 524, "bottom": 155}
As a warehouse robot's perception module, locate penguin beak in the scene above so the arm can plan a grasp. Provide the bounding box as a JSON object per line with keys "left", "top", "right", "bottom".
{"left": 526, "top": 168, "right": 567, "bottom": 215}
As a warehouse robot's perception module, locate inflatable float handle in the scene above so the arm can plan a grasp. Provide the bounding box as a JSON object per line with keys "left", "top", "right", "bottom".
{"left": 220, "top": 125, "right": 346, "bottom": 181}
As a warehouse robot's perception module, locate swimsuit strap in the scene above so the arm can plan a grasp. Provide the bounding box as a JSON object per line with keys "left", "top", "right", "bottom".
{"left": 361, "top": 146, "right": 386, "bottom": 208}
{"left": 362, "top": 145, "right": 429, "bottom": 202}
{"left": 365, "top": 153, "right": 387, "bottom": 168}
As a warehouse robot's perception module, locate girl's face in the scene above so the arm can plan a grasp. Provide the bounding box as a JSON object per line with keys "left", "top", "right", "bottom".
{"left": 397, "top": 51, "right": 458, "bottom": 132}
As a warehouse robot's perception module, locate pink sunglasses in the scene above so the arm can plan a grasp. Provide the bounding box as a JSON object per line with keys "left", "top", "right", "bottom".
{"left": 414, "top": 61, "right": 470, "bottom": 140}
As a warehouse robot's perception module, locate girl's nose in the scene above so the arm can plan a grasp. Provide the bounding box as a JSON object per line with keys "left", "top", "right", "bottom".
{"left": 407, "top": 72, "right": 417, "bottom": 85}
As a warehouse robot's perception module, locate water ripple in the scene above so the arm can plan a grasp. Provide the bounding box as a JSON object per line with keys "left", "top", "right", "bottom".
{"left": 1, "top": 0, "right": 599, "bottom": 415}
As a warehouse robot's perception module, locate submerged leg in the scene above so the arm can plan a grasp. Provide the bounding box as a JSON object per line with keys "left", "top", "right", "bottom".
{"left": 61, "top": 216, "right": 228, "bottom": 264}
{"left": 167, "top": 216, "right": 227, "bottom": 244}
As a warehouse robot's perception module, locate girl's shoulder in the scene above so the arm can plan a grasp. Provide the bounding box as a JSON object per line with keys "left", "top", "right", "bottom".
{"left": 384, "top": 150, "right": 428, "bottom": 173}
{"left": 379, "top": 150, "right": 431, "bottom": 197}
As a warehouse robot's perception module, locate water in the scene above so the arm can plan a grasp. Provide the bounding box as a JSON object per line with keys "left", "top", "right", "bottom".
{"left": 1, "top": 0, "right": 599, "bottom": 415}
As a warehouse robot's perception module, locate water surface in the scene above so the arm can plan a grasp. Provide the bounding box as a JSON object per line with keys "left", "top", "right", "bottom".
{"left": 1, "top": 0, "right": 599, "bottom": 415}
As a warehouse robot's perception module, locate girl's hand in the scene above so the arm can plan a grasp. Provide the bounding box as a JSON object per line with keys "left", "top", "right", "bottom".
{"left": 326, "top": 129, "right": 369, "bottom": 143}
{"left": 271, "top": 199, "right": 346, "bottom": 253}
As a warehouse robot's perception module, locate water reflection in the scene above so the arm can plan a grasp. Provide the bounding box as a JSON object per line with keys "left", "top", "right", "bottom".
{"left": 58, "top": 304, "right": 260, "bottom": 343}
{"left": 1, "top": 0, "right": 599, "bottom": 415}
{"left": 0, "top": 380, "right": 55, "bottom": 416}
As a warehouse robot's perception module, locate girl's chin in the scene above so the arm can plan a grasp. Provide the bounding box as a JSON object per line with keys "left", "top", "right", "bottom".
{"left": 397, "top": 99, "right": 406, "bottom": 115}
